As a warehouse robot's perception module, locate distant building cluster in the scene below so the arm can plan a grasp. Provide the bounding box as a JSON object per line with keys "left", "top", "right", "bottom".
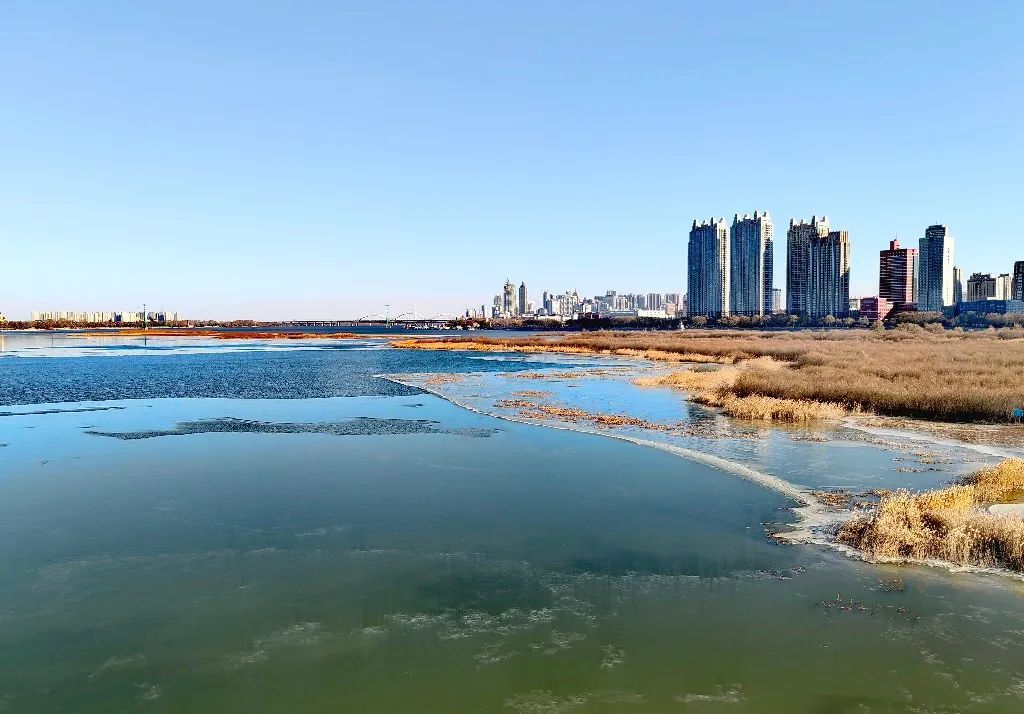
{"left": 460, "top": 216, "right": 1021, "bottom": 326}
{"left": 688, "top": 214, "right": 1023, "bottom": 323}
{"left": 856, "top": 223, "right": 1024, "bottom": 321}
{"left": 29, "top": 310, "right": 182, "bottom": 324}
{"left": 689, "top": 211, "right": 848, "bottom": 320}
{"left": 467, "top": 280, "right": 685, "bottom": 321}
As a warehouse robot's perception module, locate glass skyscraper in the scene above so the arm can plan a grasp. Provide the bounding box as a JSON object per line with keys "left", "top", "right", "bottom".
{"left": 918, "top": 225, "right": 955, "bottom": 312}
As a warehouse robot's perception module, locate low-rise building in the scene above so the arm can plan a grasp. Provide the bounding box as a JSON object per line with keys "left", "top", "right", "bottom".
{"left": 958, "top": 299, "right": 1024, "bottom": 315}
{"left": 966, "top": 273, "right": 997, "bottom": 302}
{"left": 859, "top": 296, "right": 894, "bottom": 323}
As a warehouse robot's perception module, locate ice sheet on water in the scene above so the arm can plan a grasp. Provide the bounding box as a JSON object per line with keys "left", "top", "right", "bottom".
{"left": 85, "top": 416, "right": 498, "bottom": 440}
{"left": 0, "top": 405, "right": 126, "bottom": 417}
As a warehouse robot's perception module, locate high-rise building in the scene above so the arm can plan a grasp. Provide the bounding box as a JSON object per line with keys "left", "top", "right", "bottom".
{"left": 502, "top": 280, "right": 516, "bottom": 316}
{"left": 787, "top": 216, "right": 849, "bottom": 318}
{"left": 771, "top": 288, "right": 783, "bottom": 313}
{"left": 729, "top": 211, "right": 774, "bottom": 317}
{"left": 1014, "top": 261, "right": 1024, "bottom": 302}
{"left": 918, "top": 225, "right": 955, "bottom": 312}
{"left": 786, "top": 216, "right": 829, "bottom": 315}
{"left": 996, "top": 274, "right": 1013, "bottom": 300}
{"left": 953, "top": 266, "right": 964, "bottom": 305}
{"left": 518, "top": 282, "right": 528, "bottom": 316}
{"left": 664, "top": 293, "right": 682, "bottom": 317}
{"left": 966, "top": 273, "right": 997, "bottom": 302}
{"left": 646, "top": 293, "right": 664, "bottom": 310}
{"left": 879, "top": 239, "right": 918, "bottom": 308}
{"left": 687, "top": 218, "right": 730, "bottom": 318}
{"left": 807, "top": 228, "right": 851, "bottom": 318}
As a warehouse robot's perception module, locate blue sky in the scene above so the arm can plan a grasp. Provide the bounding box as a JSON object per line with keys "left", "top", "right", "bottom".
{"left": 2, "top": 1, "right": 1021, "bottom": 320}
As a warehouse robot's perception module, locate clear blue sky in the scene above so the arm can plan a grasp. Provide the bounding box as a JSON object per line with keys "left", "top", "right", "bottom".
{"left": 2, "top": 1, "right": 1021, "bottom": 320}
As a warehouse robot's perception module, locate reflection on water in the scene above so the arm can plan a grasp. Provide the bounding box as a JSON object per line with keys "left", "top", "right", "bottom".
{"left": 0, "top": 333, "right": 1023, "bottom": 711}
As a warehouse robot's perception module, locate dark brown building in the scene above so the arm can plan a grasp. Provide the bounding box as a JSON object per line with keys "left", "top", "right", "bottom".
{"left": 860, "top": 296, "right": 894, "bottom": 323}
{"left": 879, "top": 239, "right": 918, "bottom": 308}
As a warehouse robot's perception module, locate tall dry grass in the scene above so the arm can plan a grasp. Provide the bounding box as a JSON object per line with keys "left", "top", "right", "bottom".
{"left": 395, "top": 330, "right": 1024, "bottom": 423}
{"left": 838, "top": 459, "right": 1024, "bottom": 571}
{"left": 635, "top": 364, "right": 847, "bottom": 422}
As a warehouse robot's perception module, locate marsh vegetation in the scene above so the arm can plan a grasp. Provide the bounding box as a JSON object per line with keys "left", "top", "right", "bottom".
{"left": 838, "top": 460, "right": 1024, "bottom": 572}
{"left": 394, "top": 328, "right": 1024, "bottom": 423}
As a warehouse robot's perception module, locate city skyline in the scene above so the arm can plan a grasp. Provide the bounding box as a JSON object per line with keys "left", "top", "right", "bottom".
{"left": 21, "top": 213, "right": 1022, "bottom": 324}
{"left": 2, "top": 2, "right": 1024, "bottom": 320}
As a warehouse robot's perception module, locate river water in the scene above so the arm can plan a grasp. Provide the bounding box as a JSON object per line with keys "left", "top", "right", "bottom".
{"left": 1, "top": 331, "right": 1022, "bottom": 712}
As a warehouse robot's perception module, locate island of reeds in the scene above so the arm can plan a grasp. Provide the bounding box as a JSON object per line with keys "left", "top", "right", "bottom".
{"left": 838, "top": 459, "right": 1024, "bottom": 572}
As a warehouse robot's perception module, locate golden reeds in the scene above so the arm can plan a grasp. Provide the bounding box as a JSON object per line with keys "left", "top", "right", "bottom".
{"left": 634, "top": 364, "right": 847, "bottom": 422}
{"left": 393, "top": 330, "right": 1024, "bottom": 423}
{"left": 838, "top": 459, "right": 1024, "bottom": 571}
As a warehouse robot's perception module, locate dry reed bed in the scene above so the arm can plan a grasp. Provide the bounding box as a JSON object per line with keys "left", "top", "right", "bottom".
{"left": 838, "top": 459, "right": 1024, "bottom": 572}
{"left": 393, "top": 330, "right": 1024, "bottom": 423}
{"left": 497, "top": 401, "right": 677, "bottom": 431}
{"left": 634, "top": 361, "right": 848, "bottom": 423}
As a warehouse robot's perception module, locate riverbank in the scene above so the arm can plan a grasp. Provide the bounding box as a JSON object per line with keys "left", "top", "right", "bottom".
{"left": 391, "top": 329, "right": 1024, "bottom": 424}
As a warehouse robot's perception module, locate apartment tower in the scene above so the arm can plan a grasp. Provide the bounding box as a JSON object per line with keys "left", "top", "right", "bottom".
{"left": 996, "top": 274, "right": 1012, "bottom": 300}
{"left": 729, "top": 211, "right": 774, "bottom": 317}
{"left": 966, "top": 273, "right": 996, "bottom": 302}
{"left": 808, "top": 228, "right": 852, "bottom": 318}
{"left": 1014, "top": 261, "right": 1024, "bottom": 302}
{"left": 786, "top": 215, "right": 829, "bottom": 316}
{"left": 687, "top": 218, "right": 730, "bottom": 318}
